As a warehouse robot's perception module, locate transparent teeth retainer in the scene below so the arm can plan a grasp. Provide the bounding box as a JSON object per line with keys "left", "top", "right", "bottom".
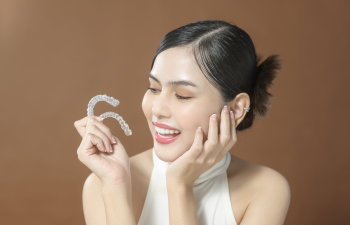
{"left": 87, "top": 94, "right": 132, "bottom": 136}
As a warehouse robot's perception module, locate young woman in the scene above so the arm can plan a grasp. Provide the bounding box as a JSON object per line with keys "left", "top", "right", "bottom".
{"left": 74, "top": 20, "right": 291, "bottom": 225}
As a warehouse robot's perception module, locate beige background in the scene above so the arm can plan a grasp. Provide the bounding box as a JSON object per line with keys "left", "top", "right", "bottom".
{"left": 1, "top": 0, "right": 349, "bottom": 224}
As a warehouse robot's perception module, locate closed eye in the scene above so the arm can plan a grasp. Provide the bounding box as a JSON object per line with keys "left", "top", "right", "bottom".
{"left": 175, "top": 94, "right": 191, "bottom": 100}
{"left": 147, "top": 87, "right": 192, "bottom": 100}
{"left": 147, "top": 87, "right": 159, "bottom": 93}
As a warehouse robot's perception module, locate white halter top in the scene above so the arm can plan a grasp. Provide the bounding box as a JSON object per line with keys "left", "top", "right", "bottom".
{"left": 137, "top": 148, "right": 237, "bottom": 225}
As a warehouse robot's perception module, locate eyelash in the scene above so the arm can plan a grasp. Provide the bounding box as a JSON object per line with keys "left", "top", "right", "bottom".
{"left": 147, "top": 87, "right": 192, "bottom": 100}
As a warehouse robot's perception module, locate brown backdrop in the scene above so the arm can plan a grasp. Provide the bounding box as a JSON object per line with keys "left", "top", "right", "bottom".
{"left": 1, "top": 0, "right": 349, "bottom": 224}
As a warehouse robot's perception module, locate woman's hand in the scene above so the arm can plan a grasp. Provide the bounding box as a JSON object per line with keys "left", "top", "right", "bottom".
{"left": 74, "top": 115, "right": 106, "bottom": 138}
{"left": 74, "top": 116, "right": 131, "bottom": 187}
{"left": 166, "top": 105, "right": 237, "bottom": 188}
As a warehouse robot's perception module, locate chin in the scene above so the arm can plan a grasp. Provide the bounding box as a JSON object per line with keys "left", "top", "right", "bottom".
{"left": 153, "top": 144, "right": 187, "bottom": 162}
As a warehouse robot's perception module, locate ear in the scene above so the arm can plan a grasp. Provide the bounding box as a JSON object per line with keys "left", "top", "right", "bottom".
{"left": 226, "top": 93, "right": 250, "bottom": 128}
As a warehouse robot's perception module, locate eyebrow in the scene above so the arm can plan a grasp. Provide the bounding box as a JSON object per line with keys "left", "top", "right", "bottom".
{"left": 149, "top": 73, "right": 198, "bottom": 88}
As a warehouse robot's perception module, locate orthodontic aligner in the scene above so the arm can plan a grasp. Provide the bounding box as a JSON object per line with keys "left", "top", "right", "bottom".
{"left": 87, "top": 94, "right": 132, "bottom": 136}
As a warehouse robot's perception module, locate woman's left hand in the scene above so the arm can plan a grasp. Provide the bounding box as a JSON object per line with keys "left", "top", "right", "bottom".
{"left": 166, "top": 105, "right": 237, "bottom": 188}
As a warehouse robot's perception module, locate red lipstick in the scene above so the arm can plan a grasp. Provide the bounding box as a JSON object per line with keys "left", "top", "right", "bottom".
{"left": 152, "top": 121, "right": 179, "bottom": 130}
{"left": 154, "top": 130, "right": 180, "bottom": 144}
{"left": 152, "top": 121, "right": 181, "bottom": 144}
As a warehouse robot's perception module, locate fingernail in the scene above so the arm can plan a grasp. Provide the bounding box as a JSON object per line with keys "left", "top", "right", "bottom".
{"left": 97, "top": 117, "right": 104, "bottom": 121}
{"left": 223, "top": 105, "right": 228, "bottom": 112}
{"left": 112, "top": 136, "right": 117, "bottom": 144}
{"left": 211, "top": 114, "right": 217, "bottom": 120}
{"left": 230, "top": 110, "right": 234, "bottom": 120}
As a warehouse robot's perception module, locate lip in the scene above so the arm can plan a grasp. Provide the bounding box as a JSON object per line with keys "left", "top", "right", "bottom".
{"left": 154, "top": 129, "right": 180, "bottom": 144}
{"left": 152, "top": 121, "right": 181, "bottom": 144}
{"left": 152, "top": 121, "right": 180, "bottom": 131}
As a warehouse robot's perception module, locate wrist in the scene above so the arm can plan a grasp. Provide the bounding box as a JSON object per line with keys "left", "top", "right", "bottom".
{"left": 166, "top": 178, "right": 193, "bottom": 193}
{"left": 100, "top": 172, "right": 131, "bottom": 186}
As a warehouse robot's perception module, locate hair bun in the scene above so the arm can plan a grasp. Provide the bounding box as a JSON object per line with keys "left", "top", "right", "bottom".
{"left": 252, "top": 54, "right": 281, "bottom": 118}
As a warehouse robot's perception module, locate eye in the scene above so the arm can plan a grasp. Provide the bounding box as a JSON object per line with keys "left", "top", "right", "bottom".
{"left": 147, "top": 87, "right": 159, "bottom": 93}
{"left": 147, "top": 87, "right": 192, "bottom": 100}
{"left": 175, "top": 94, "right": 191, "bottom": 100}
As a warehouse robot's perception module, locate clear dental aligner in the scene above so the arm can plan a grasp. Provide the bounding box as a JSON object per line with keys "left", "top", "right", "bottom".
{"left": 87, "top": 94, "right": 132, "bottom": 136}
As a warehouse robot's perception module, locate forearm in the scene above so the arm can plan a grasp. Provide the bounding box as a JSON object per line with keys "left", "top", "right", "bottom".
{"left": 167, "top": 181, "right": 199, "bottom": 225}
{"left": 101, "top": 182, "right": 136, "bottom": 225}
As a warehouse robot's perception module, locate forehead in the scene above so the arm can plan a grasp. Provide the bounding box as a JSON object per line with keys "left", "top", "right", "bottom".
{"left": 150, "top": 46, "right": 210, "bottom": 88}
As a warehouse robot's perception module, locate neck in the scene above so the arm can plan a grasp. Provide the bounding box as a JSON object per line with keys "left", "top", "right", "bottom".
{"left": 152, "top": 148, "right": 231, "bottom": 185}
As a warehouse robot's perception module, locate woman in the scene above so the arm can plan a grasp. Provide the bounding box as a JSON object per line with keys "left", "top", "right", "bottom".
{"left": 74, "top": 20, "right": 291, "bottom": 225}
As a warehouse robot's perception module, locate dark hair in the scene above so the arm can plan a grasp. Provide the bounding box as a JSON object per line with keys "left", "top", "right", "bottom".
{"left": 150, "top": 20, "right": 281, "bottom": 131}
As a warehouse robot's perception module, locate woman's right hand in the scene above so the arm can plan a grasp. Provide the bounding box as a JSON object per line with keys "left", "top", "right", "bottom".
{"left": 74, "top": 116, "right": 106, "bottom": 139}
{"left": 74, "top": 116, "right": 131, "bottom": 186}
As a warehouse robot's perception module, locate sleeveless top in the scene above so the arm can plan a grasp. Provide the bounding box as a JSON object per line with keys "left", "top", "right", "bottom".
{"left": 137, "top": 148, "right": 237, "bottom": 225}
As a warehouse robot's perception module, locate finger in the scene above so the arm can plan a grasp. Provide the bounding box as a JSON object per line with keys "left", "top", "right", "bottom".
{"left": 74, "top": 115, "right": 102, "bottom": 128}
{"left": 230, "top": 110, "right": 237, "bottom": 142}
{"left": 220, "top": 105, "right": 231, "bottom": 145}
{"left": 190, "top": 126, "right": 204, "bottom": 159}
{"left": 83, "top": 132, "right": 105, "bottom": 153}
{"left": 74, "top": 116, "right": 104, "bottom": 137}
{"left": 74, "top": 117, "right": 88, "bottom": 138}
{"left": 86, "top": 124, "right": 113, "bottom": 152}
{"left": 207, "top": 113, "right": 218, "bottom": 147}
{"left": 109, "top": 136, "right": 130, "bottom": 160}
{"left": 183, "top": 127, "right": 203, "bottom": 160}
{"left": 90, "top": 118, "right": 117, "bottom": 144}
{"left": 86, "top": 117, "right": 116, "bottom": 146}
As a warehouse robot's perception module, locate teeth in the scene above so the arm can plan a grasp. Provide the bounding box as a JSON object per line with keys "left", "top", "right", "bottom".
{"left": 155, "top": 126, "right": 180, "bottom": 135}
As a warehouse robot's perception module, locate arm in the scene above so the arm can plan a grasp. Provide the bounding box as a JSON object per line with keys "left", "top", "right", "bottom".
{"left": 101, "top": 180, "right": 136, "bottom": 225}
{"left": 167, "top": 181, "right": 199, "bottom": 225}
{"left": 239, "top": 169, "right": 291, "bottom": 225}
{"left": 82, "top": 173, "right": 106, "bottom": 225}
{"left": 75, "top": 116, "right": 136, "bottom": 225}
{"left": 82, "top": 173, "right": 137, "bottom": 225}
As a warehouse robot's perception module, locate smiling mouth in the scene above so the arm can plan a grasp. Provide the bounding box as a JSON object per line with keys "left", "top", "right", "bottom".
{"left": 156, "top": 131, "right": 180, "bottom": 138}
{"left": 154, "top": 127, "right": 181, "bottom": 144}
{"left": 154, "top": 126, "right": 180, "bottom": 136}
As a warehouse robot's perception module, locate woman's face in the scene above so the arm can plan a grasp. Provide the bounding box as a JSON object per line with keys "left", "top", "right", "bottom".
{"left": 142, "top": 46, "right": 225, "bottom": 162}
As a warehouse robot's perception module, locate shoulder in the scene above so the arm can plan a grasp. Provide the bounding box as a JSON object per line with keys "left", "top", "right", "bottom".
{"left": 130, "top": 148, "right": 153, "bottom": 167}
{"left": 227, "top": 155, "right": 291, "bottom": 225}
{"left": 249, "top": 163, "right": 291, "bottom": 206}
{"left": 227, "top": 154, "right": 291, "bottom": 199}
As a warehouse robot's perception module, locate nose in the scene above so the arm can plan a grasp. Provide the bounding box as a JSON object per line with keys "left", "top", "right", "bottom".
{"left": 152, "top": 92, "right": 171, "bottom": 119}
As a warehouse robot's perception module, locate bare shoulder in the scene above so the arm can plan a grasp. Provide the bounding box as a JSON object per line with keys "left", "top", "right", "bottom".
{"left": 130, "top": 148, "right": 153, "bottom": 174}
{"left": 227, "top": 154, "right": 291, "bottom": 225}
{"left": 129, "top": 148, "right": 153, "bottom": 189}
{"left": 129, "top": 148, "right": 153, "bottom": 183}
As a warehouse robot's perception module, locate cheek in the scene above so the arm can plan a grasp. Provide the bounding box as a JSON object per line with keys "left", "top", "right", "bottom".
{"left": 175, "top": 103, "right": 217, "bottom": 139}
{"left": 142, "top": 93, "right": 152, "bottom": 119}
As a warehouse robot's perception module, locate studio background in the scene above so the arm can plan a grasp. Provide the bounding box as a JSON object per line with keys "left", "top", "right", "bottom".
{"left": 1, "top": 0, "right": 349, "bottom": 224}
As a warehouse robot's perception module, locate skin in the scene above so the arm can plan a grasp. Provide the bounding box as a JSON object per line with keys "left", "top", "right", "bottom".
{"left": 74, "top": 46, "right": 291, "bottom": 225}
{"left": 142, "top": 45, "right": 249, "bottom": 164}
